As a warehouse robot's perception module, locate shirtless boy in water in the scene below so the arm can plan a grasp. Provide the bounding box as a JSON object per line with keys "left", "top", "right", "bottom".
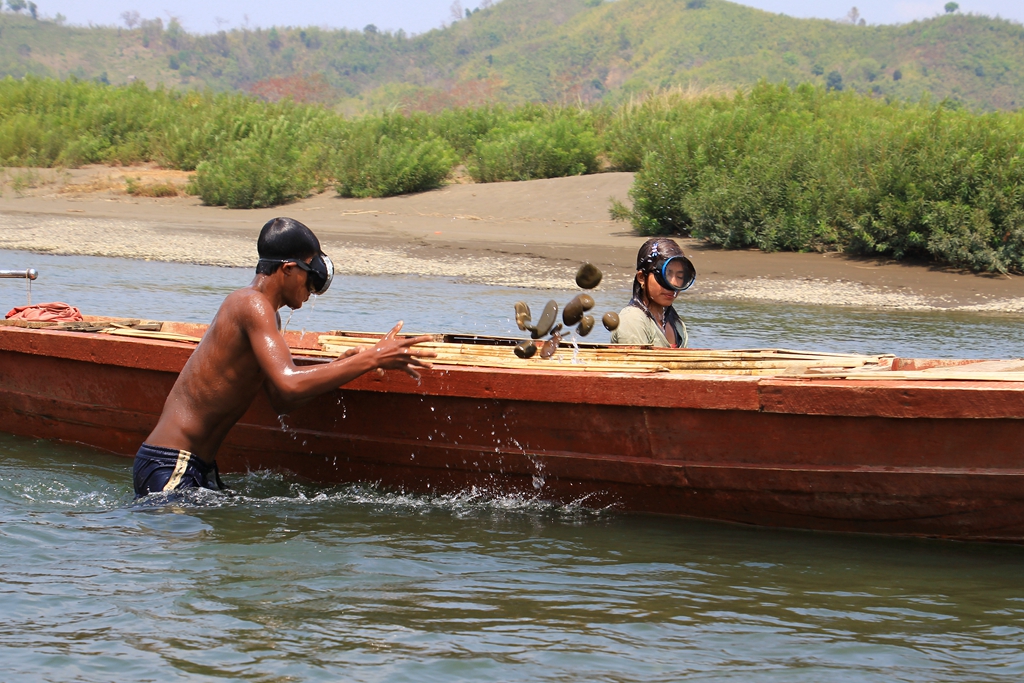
{"left": 133, "top": 217, "right": 435, "bottom": 497}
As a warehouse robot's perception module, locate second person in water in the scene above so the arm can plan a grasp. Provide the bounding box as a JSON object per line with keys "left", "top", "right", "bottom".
{"left": 610, "top": 237, "right": 695, "bottom": 348}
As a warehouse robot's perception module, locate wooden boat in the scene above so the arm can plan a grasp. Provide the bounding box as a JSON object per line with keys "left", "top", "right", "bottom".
{"left": 2, "top": 316, "right": 1024, "bottom": 543}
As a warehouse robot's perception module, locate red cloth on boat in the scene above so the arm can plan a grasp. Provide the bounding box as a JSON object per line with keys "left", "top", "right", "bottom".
{"left": 5, "top": 302, "right": 84, "bottom": 322}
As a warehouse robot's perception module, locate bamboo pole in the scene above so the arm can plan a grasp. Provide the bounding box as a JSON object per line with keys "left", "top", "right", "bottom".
{"left": 56, "top": 326, "right": 1024, "bottom": 381}
{"left": 101, "top": 328, "right": 203, "bottom": 343}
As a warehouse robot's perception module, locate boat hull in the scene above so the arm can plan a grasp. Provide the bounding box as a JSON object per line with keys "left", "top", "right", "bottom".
{"left": 2, "top": 325, "right": 1024, "bottom": 542}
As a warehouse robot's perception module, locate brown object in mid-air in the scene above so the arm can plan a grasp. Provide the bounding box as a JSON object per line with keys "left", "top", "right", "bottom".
{"left": 531, "top": 300, "right": 559, "bottom": 339}
{"left": 513, "top": 301, "right": 532, "bottom": 331}
{"left": 577, "top": 315, "right": 595, "bottom": 337}
{"left": 563, "top": 295, "right": 595, "bottom": 327}
{"left": 575, "top": 263, "right": 603, "bottom": 289}
{"left": 602, "top": 312, "right": 620, "bottom": 331}
{"left": 562, "top": 295, "right": 588, "bottom": 326}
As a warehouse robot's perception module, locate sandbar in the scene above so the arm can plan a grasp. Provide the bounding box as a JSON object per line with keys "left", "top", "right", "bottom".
{"left": 2, "top": 165, "right": 1024, "bottom": 313}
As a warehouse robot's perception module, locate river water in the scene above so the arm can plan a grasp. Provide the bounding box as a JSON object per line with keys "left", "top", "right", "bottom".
{"left": 2, "top": 249, "right": 1024, "bottom": 682}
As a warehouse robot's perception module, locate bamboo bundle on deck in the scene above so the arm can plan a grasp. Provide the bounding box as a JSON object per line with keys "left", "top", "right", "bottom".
{"left": 32, "top": 324, "right": 1024, "bottom": 381}
{"left": 315, "top": 334, "right": 891, "bottom": 376}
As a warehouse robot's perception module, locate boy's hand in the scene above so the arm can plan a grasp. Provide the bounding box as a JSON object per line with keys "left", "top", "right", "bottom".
{"left": 371, "top": 322, "right": 436, "bottom": 380}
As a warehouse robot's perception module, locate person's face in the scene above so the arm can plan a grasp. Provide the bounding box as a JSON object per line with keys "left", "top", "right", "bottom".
{"left": 281, "top": 257, "right": 314, "bottom": 309}
{"left": 663, "top": 259, "right": 688, "bottom": 290}
{"left": 638, "top": 270, "right": 678, "bottom": 309}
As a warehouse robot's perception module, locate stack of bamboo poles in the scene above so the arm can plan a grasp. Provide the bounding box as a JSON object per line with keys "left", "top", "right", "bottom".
{"left": 316, "top": 334, "right": 892, "bottom": 376}
{"left": 33, "top": 323, "right": 1024, "bottom": 382}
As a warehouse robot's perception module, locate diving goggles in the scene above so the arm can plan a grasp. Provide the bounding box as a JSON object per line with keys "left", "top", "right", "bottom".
{"left": 259, "top": 252, "right": 335, "bottom": 295}
{"left": 649, "top": 255, "right": 696, "bottom": 292}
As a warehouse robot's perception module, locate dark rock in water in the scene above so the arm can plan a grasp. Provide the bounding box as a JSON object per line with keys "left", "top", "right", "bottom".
{"left": 579, "top": 294, "right": 595, "bottom": 311}
{"left": 562, "top": 295, "right": 587, "bottom": 326}
{"left": 514, "top": 301, "right": 532, "bottom": 331}
{"left": 575, "top": 263, "right": 603, "bottom": 289}
{"left": 577, "top": 315, "right": 595, "bottom": 337}
{"left": 532, "top": 300, "right": 558, "bottom": 338}
{"left": 540, "top": 333, "right": 561, "bottom": 359}
{"left": 514, "top": 340, "right": 537, "bottom": 359}
{"left": 602, "top": 312, "right": 620, "bottom": 331}
{"left": 549, "top": 323, "right": 563, "bottom": 336}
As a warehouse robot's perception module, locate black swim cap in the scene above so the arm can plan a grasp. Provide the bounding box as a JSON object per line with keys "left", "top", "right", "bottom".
{"left": 255, "top": 217, "right": 334, "bottom": 295}
{"left": 257, "top": 217, "right": 320, "bottom": 261}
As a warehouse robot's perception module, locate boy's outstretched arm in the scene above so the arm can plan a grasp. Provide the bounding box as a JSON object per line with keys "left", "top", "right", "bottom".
{"left": 244, "top": 298, "right": 434, "bottom": 413}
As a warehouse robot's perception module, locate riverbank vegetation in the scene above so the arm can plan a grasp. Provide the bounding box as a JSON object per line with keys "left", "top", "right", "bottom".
{"left": 611, "top": 82, "right": 1024, "bottom": 274}
{"left": 2, "top": 76, "right": 1023, "bottom": 273}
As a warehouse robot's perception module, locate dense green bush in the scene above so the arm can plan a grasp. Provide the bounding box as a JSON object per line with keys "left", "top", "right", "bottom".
{"left": 6, "top": 76, "right": 1024, "bottom": 273}
{"left": 0, "top": 75, "right": 613, "bottom": 203}
{"left": 333, "top": 113, "right": 456, "bottom": 198}
{"left": 603, "top": 88, "right": 718, "bottom": 171}
{"left": 616, "top": 82, "right": 1024, "bottom": 273}
{"left": 428, "top": 103, "right": 555, "bottom": 157}
{"left": 468, "top": 116, "right": 600, "bottom": 182}
{"left": 188, "top": 117, "right": 318, "bottom": 209}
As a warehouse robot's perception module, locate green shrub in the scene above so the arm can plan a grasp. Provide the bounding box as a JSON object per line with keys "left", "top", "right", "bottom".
{"left": 188, "top": 117, "right": 315, "bottom": 209}
{"left": 334, "top": 113, "right": 456, "bottom": 198}
{"left": 617, "top": 82, "right": 1024, "bottom": 273}
{"left": 469, "top": 117, "right": 599, "bottom": 182}
{"left": 0, "top": 78, "right": 604, "bottom": 207}
{"left": 428, "top": 103, "right": 551, "bottom": 157}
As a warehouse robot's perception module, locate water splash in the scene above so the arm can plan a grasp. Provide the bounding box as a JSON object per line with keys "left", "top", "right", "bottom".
{"left": 129, "top": 471, "right": 613, "bottom": 520}
{"left": 300, "top": 294, "right": 317, "bottom": 337}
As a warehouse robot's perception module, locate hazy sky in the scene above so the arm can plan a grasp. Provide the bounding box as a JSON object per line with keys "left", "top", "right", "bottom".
{"left": 30, "top": 0, "right": 1024, "bottom": 35}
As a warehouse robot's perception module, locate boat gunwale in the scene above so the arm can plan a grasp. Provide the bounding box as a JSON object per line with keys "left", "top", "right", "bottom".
{"left": 5, "top": 324, "right": 1024, "bottom": 419}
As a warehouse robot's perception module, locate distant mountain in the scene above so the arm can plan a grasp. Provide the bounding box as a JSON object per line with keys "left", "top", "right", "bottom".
{"left": 1, "top": 0, "right": 1022, "bottom": 110}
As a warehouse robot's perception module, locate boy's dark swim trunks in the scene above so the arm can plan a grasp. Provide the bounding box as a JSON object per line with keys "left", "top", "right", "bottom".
{"left": 133, "top": 443, "right": 226, "bottom": 498}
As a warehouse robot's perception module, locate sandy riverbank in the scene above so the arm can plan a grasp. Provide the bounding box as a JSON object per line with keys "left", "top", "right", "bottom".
{"left": 2, "top": 165, "right": 1024, "bottom": 312}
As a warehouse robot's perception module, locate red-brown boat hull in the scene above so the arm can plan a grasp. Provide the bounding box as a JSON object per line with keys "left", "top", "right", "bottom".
{"left": 2, "top": 325, "right": 1024, "bottom": 542}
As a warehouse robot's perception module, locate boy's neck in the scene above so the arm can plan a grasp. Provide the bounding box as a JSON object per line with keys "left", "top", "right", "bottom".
{"left": 250, "top": 273, "right": 289, "bottom": 311}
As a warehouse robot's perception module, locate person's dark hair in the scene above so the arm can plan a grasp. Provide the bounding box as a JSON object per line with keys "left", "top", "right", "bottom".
{"left": 255, "top": 217, "right": 321, "bottom": 275}
{"left": 631, "top": 237, "right": 683, "bottom": 303}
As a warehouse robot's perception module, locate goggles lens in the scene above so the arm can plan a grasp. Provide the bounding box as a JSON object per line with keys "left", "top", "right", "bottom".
{"left": 654, "top": 255, "right": 696, "bottom": 292}
{"left": 260, "top": 252, "right": 334, "bottom": 295}
{"left": 305, "top": 253, "right": 333, "bottom": 295}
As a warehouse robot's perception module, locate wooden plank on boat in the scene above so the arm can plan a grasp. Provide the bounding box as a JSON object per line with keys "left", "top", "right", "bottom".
{"left": 317, "top": 334, "right": 892, "bottom": 376}
{"left": 101, "top": 328, "right": 203, "bottom": 344}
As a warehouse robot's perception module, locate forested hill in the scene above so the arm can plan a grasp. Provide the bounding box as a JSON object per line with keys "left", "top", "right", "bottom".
{"left": 1, "top": 0, "right": 1023, "bottom": 110}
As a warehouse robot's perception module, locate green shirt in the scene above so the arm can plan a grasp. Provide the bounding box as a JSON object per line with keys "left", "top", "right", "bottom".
{"left": 609, "top": 305, "right": 688, "bottom": 348}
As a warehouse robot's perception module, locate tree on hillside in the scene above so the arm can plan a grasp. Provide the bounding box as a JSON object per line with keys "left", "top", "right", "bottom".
{"left": 840, "top": 7, "right": 861, "bottom": 24}
{"left": 27, "top": 0, "right": 36, "bottom": 18}
{"left": 945, "top": 2, "right": 959, "bottom": 13}
{"left": 6, "top": 0, "right": 26, "bottom": 13}
{"left": 826, "top": 71, "right": 844, "bottom": 91}
{"left": 121, "top": 10, "right": 141, "bottom": 29}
